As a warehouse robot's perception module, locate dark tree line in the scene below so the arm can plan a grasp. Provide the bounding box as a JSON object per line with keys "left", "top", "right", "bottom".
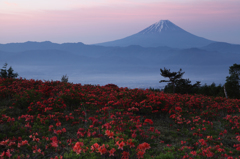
{"left": 159, "top": 64, "right": 240, "bottom": 99}
{"left": 159, "top": 67, "right": 201, "bottom": 94}
{"left": 1, "top": 62, "right": 239, "bottom": 99}
{"left": 0, "top": 63, "right": 18, "bottom": 79}
{"left": 0, "top": 63, "right": 69, "bottom": 83}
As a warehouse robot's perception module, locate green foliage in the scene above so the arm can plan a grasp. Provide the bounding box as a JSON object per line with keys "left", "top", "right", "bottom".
{"left": 63, "top": 151, "right": 100, "bottom": 159}
{"left": 154, "top": 152, "right": 175, "bottom": 159}
{"left": 0, "top": 63, "right": 18, "bottom": 79}
{"left": 0, "top": 108, "right": 7, "bottom": 116}
{"left": 13, "top": 89, "right": 42, "bottom": 110}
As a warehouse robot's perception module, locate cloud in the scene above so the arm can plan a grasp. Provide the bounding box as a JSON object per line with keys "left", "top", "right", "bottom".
{"left": 4, "top": 2, "right": 18, "bottom": 6}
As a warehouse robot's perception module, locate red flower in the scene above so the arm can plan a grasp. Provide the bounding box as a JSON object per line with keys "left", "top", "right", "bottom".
{"left": 73, "top": 142, "right": 84, "bottom": 154}
{"left": 144, "top": 119, "right": 153, "bottom": 125}
{"left": 91, "top": 143, "right": 100, "bottom": 152}
{"left": 126, "top": 139, "right": 135, "bottom": 148}
{"left": 236, "top": 136, "right": 240, "bottom": 142}
{"left": 0, "top": 150, "right": 12, "bottom": 158}
{"left": 109, "top": 148, "right": 116, "bottom": 157}
{"left": 190, "top": 151, "right": 197, "bottom": 156}
{"left": 62, "top": 128, "right": 66, "bottom": 133}
{"left": 137, "top": 142, "right": 151, "bottom": 153}
{"left": 217, "top": 148, "right": 225, "bottom": 152}
{"left": 175, "top": 106, "right": 182, "bottom": 112}
{"left": 49, "top": 136, "right": 58, "bottom": 148}
{"left": 97, "top": 144, "right": 107, "bottom": 155}
{"left": 132, "top": 133, "right": 137, "bottom": 138}
{"left": 148, "top": 127, "right": 154, "bottom": 132}
{"left": 121, "top": 151, "right": 130, "bottom": 159}
{"left": 116, "top": 141, "right": 125, "bottom": 150}
{"left": 181, "top": 141, "right": 186, "bottom": 145}
{"left": 105, "top": 130, "right": 114, "bottom": 139}
{"left": 56, "top": 122, "right": 61, "bottom": 127}
{"left": 93, "top": 143, "right": 100, "bottom": 149}
{"left": 198, "top": 139, "right": 207, "bottom": 146}
{"left": 206, "top": 151, "right": 214, "bottom": 157}
{"left": 51, "top": 142, "right": 58, "bottom": 148}
{"left": 137, "top": 151, "right": 145, "bottom": 159}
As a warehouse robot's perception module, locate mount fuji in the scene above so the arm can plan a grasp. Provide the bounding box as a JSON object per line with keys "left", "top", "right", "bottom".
{"left": 96, "top": 20, "right": 215, "bottom": 48}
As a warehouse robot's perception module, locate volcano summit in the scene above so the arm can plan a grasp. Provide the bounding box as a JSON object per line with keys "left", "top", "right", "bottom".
{"left": 139, "top": 20, "right": 184, "bottom": 34}
{"left": 97, "top": 20, "right": 215, "bottom": 48}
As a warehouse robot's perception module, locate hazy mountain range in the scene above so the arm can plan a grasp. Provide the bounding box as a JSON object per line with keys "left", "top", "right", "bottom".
{"left": 97, "top": 20, "right": 215, "bottom": 48}
{"left": 0, "top": 20, "right": 240, "bottom": 88}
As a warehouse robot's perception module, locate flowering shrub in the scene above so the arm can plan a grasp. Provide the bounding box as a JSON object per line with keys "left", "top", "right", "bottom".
{"left": 0, "top": 77, "right": 240, "bottom": 158}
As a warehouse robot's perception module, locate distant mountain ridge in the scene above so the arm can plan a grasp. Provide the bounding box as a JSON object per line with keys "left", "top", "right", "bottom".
{"left": 202, "top": 42, "right": 240, "bottom": 54}
{"left": 0, "top": 20, "right": 240, "bottom": 87}
{"left": 96, "top": 20, "right": 215, "bottom": 48}
{"left": 1, "top": 40, "right": 240, "bottom": 67}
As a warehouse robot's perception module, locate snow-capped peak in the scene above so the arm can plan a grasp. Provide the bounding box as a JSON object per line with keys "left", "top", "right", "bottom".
{"left": 138, "top": 20, "right": 183, "bottom": 34}
{"left": 153, "top": 20, "right": 170, "bottom": 32}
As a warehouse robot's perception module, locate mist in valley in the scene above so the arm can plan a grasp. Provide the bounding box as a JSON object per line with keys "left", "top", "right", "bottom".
{"left": 6, "top": 63, "right": 229, "bottom": 89}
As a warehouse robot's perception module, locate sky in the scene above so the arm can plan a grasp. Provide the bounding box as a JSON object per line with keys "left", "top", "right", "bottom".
{"left": 1, "top": 0, "right": 240, "bottom": 45}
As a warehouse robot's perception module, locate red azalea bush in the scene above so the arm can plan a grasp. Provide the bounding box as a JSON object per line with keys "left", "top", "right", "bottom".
{"left": 0, "top": 77, "right": 240, "bottom": 158}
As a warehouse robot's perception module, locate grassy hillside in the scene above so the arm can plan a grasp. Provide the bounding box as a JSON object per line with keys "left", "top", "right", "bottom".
{"left": 0, "top": 78, "right": 240, "bottom": 158}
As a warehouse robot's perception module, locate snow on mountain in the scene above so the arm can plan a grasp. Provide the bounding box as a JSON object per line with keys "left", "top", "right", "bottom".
{"left": 138, "top": 20, "right": 183, "bottom": 34}
{"left": 96, "top": 20, "right": 215, "bottom": 48}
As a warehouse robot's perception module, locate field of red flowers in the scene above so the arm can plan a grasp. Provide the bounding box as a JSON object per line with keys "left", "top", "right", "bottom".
{"left": 0, "top": 77, "right": 240, "bottom": 159}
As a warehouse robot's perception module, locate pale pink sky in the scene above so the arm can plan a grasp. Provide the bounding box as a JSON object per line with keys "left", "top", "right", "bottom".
{"left": 0, "top": 0, "right": 240, "bottom": 44}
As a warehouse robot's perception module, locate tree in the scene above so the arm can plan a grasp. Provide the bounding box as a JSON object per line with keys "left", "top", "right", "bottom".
{"left": 61, "top": 74, "right": 68, "bottom": 83}
{"left": 159, "top": 68, "right": 185, "bottom": 93}
{"left": 175, "top": 78, "right": 201, "bottom": 94}
{"left": 0, "top": 63, "right": 18, "bottom": 79}
{"left": 225, "top": 63, "right": 240, "bottom": 99}
{"left": 195, "top": 83, "right": 224, "bottom": 97}
{"left": 160, "top": 68, "right": 201, "bottom": 94}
